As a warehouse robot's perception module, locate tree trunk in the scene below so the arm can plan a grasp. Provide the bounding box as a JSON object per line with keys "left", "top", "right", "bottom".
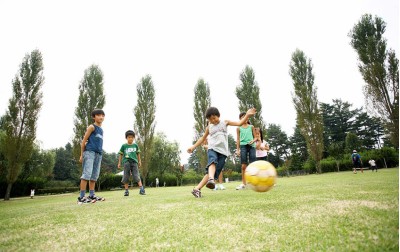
{"left": 4, "top": 183, "right": 13, "bottom": 201}
{"left": 336, "top": 161, "right": 340, "bottom": 172}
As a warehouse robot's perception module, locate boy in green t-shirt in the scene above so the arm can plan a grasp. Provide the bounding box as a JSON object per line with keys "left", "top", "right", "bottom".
{"left": 118, "top": 130, "right": 145, "bottom": 196}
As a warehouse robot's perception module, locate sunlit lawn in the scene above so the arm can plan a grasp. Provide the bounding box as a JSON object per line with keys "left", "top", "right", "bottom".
{"left": 0, "top": 168, "right": 398, "bottom": 251}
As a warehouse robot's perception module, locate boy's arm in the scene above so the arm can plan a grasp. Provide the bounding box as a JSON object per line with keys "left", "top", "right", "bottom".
{"left": 79, "top": 125, "right": 94, "bottom": 163}
{"left": 137, "top": 153, "right": 141, "bottom": 167}
{"left": 117, "top": 154, "right": 122, "bottom": 168}
{"left": 235, "top": 127, "right": 240, "bottom": 155}
{"left": 226, "top": 108, "right": 256, "bottom": 127}
{"left": 187, "top": 127, "right": 209, "bottom": 153}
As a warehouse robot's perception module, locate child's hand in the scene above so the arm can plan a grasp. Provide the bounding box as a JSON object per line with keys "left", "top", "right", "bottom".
{"left": 187, "top": 147, "right": 194, "bottom": 153}
{"left": 235, "top": 149, "right": 240, "bottom": 156}
{"left": 246, "top": 108, "right": 257, "bottom": 117}
{"left": 117, "top": 163, "right": 121, "bottom": 169}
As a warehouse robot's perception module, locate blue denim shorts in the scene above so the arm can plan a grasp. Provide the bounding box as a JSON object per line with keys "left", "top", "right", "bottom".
{"left": 240, "top": 145, "right": 256, "bottom": 164}
{"left": 81, "top": 151, "right": 102, "bottom": 181}
{"left": 206, "top": 149, "right": 227, "bottom": 180}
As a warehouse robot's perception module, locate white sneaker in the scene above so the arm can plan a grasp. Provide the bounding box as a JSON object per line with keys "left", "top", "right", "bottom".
{"left": 219, "top": 184, "right": 226, "bottom": 190}
{"left": 213, "top": 185, "right": 218, "bottom": 191}
{"left": 236, "top": 184, "right": 245, "bottom": 190}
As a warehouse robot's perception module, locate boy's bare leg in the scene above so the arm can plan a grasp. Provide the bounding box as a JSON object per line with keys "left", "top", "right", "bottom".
{"left": 195, "top": 174, "right": 209, "bottom": 190}
{"left": 80, "top": 179, "right": 88, "bottom": 191}
{"left": 208, "top": 163, "right": 216, "bottom": 181}
{"left": 89, "top": 180, "right": 95, "bottom": 190}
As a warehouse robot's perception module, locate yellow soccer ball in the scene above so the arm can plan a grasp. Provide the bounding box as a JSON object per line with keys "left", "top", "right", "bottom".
{"left": 245, "top": 160, "right": 277, "bottom": 192}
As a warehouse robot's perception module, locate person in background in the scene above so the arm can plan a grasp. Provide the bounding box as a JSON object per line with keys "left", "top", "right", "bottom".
{"left": 254, "top": 127, "right": 269, "bottom": 161}
{"left": 351, "top": 150, "right": 363, "bottom": 174}
{"left": 369, "top": 159, "right": 377, "bottom": 172}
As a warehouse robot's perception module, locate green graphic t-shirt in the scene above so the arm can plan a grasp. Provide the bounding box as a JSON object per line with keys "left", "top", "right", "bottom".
{"left": 119, "top": 143, "right": 140, "bottom": 164}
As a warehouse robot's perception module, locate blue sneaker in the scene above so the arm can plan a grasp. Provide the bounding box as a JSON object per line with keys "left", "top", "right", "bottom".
{"left": 139, "top": 189, "right": 146, "bottom": 195}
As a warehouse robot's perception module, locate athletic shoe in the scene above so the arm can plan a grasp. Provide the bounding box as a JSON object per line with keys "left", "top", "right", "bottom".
{"left": 124, "top": 191, "right": 129, "bottom": 196}
{"left": 139, "top": 189, "right": 146, "bottom": 195}
{"left": 219, "top": 184, "right": 226, "bottom": 190}
{"left": 88, "top": 194, "right": 105, "bottom": 202}
{"left": 77, "top": 196, "right": 95, "bottom": 204}
{"left": 191, "top": 189, "right": 202, "bottom": 198}
{"left": 236, "top": 184, "right": 246, "bottom": 190}
{"left": 213, "top": 184, "right": 218, "bottom": 191}
{"left": 206, "top": 179, "right": 215, "bottom": 189}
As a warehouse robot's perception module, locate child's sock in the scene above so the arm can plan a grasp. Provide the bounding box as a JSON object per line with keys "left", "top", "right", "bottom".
{"left": 140, "top": 186, "right": 144, "bottom": 190}
{"left": 125, "top": 189, "right": 129, "bottom": 192}
{"left": 89, "top": 190, "right": 94, "bottom": 197}
{"left": 80, "top": 190, "right": 85, "bottom": 198}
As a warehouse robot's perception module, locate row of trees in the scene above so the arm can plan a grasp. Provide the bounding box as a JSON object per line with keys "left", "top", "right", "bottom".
{"left": 188, "top": 14, "right": 398, "bottom": 173}
{"left": 0, "top": 13, "right": 398, "bottom": 200}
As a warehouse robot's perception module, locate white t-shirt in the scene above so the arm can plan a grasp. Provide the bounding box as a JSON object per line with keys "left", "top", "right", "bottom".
{"left": 207, "top": 120, "right": 229, "bottom": 156}
{"left": 369, "top": 160, "right": 376, "bottom": 166}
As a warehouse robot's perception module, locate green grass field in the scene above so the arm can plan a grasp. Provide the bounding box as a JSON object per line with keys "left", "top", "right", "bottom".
{"left": 0, "top": 168, "right": 398, "bottom": 252}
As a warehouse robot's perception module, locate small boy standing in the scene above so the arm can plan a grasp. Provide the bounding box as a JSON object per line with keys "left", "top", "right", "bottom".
{"left": 187, "top": 107, "right": 256, "bottom": 198}
{"left": 118, "top": 130, "right": 145, "bottom": 196}
{"left": 78, "top": 108, "right": 105, "bottom": 204}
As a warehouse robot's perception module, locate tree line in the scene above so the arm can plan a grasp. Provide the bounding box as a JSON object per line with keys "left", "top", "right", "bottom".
{"left": 0, "top": 13, "right": 398, "bottom": 200}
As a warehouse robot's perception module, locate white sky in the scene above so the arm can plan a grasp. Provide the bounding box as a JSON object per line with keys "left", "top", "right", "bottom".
{"left": 0, "top": 0, "right": 398, "bottom": 164}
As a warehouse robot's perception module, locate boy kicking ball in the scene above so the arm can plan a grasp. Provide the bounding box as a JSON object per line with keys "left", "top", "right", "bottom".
{"left": 187, "top": 107, "right": 256, "bottom": 198}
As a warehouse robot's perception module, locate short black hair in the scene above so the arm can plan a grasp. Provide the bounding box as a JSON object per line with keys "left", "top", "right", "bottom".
{"left": 91, "top": 108, "right": 105, "bottom": 118}
{"left": 125, "top": 130, "right": 135, "bottom": 139}
{"left": 205, "top": 107, "right": 220, "bottom": 119}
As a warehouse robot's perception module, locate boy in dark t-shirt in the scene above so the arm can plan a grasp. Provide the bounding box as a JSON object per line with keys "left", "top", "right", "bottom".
{"left": 118, "top": 130, "right": 145, "bottom": 196}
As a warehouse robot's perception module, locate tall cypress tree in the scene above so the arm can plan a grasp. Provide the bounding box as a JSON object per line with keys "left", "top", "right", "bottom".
{"left": 235, "top": 65, "right": 266, "bottom": 131}
{"left": 72, "top": 65, "right": 106, "bottom": 161}
{"left": 349, "top": 14, "right": 399, "bottom": 148}
{"left": 134, "top": 75, "right": 156, "bottom": 185}
{"left": 2, "top": 50, "right": 44, "bottom": 200}
{"left": 192, "top": 78, "right": 211, "bottom": 169}
{"left": 289, "top": 49, "right": 324, "bottom": 173}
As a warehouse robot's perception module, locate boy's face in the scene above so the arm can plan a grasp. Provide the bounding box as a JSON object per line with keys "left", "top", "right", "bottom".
{"left": 127, "top": 135, "right": 134, "bottom": 144}
{"left": 207, "top": 115, "right": 220, "bottom": 125}
{"left": 93, "top": 114, "right": 105, "bottom": 124}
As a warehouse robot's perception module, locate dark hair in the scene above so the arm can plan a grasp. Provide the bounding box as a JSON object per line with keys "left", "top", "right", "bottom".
{"left": 239, "top": 112, "right": 250, "bottom": 124}
{"left": 125, "top": 130, "right": 135, "bottom": 139}
{"left": 205, "top": 107, "right": 220, "bottom": 119}
{"left": 91, "top": 108, "right": 105, "bottom": 118}
{"left": 258, "top": 128, "right": 264, "bottom": 142}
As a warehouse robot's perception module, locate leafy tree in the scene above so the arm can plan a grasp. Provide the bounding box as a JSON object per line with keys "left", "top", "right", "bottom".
{"left": 349, "top": 14, "right": 399, "bottom": 148}
{"left": 97, "top": 151, "right": 118, "bottom": 191}
{"left": 2, "top": 50, "right": 44, "bottom": 200}
{"left": 289, "top": 49, "right": 324, "bottom": 173}
{"left": 134, "top": 75, "right": 156, "bottom": 185}
{"left": 328, "top": 141, "right": 345, "bottom": 172}
{"left": 235, "top": 65, "right": 266, "bottom": 131}
{"left": 19, "top": 144, "right": 55, "bottom": 181}
{"left": 72, "top": 64, "right": 106, "bottom": 163}
{"left": 149, "top": 132, "right": 181, "bottom": 181}
{"left": 352, "top": 111, "right": 384, "bottom": 149}
{"left": 345, "top": 133, "right": 361, "bottom": 154}
{"left": 192, "top": 78, "right": 211, "bottom": 169}
{"left": 320, "top": 99, "right": 360, "bottom": 147}
{"left": 266, "top": 124, "right": 290, "bottom": 166}
{"left": 289, "top": 125, "right": 308, "bottom": 160}
{"left": 53, "top": 143, "right": 78, "bottom": 181}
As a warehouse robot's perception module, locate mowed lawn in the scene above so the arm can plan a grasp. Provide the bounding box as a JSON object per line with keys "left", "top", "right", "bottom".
{"left": 0, "top": 168, "right": 398, "bottom": 252}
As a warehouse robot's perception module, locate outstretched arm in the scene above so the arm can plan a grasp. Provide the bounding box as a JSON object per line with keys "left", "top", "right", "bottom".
{"left": 226, "top": 108, "right": 256, "bottom": 127}
{"left": 187, "top": 127, "right": 210, "bottom": 153}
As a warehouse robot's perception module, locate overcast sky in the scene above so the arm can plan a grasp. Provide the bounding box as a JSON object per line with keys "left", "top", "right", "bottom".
{"left": 0, "top": 0, "right": 398, "bottom": 164}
